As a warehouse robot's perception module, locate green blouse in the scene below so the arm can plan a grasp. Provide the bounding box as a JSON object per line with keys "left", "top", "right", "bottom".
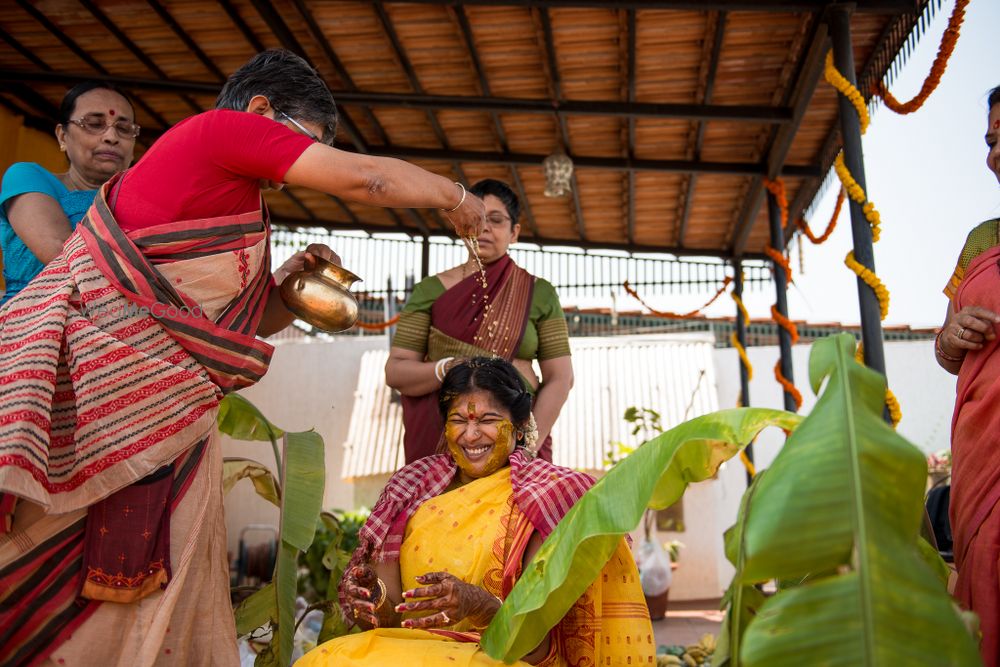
{"left": 391, "top": 275, "right": 571, "bottom": 361}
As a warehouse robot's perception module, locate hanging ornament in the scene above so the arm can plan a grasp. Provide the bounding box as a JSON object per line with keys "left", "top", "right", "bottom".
{"left": 543, "top": 150, "right": 574, "bottom": 197}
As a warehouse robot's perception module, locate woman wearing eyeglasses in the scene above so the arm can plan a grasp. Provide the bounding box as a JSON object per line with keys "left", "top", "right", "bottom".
{"left": 0, "top": 49, "right": 484, "bottom": 666}
{"left": 0, "top": 81, "right": 137, "bottom": 304}
{"left": 386, "top": 179, "right": 573, "bottom": 465}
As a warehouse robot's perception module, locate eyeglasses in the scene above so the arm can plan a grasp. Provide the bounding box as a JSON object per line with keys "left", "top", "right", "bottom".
{"left": 68, "top": 113, "right": 140, "bottom": 139}
{"left": 486, "top": 212, "right": 513, "bottom": 227}
{"left": 276, "top": 110, "right": 320, "bottom": 143}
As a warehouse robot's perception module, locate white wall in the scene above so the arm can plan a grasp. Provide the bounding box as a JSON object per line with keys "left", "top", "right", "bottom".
{"left": 222, "top": 334, "right": 953, "bottom": 601}
{"left": 221, "top": 335, "right": 387, "bottom": 557}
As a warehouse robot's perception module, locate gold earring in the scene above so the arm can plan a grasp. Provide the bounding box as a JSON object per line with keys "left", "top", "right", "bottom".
{"left": 59, "top": 144, "right": 66, "bottom": 151}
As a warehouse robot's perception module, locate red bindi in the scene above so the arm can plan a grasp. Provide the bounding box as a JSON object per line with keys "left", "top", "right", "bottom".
{"left": 109, "top": 109, "right": 115, "bottom": 116}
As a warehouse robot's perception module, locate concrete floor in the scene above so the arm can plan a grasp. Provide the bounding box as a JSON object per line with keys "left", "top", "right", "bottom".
{"left": 651, "top": 598, "right": 724, "bottom": 650}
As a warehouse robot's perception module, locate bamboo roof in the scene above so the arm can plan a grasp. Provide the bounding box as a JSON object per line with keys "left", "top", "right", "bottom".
{"left": 0, "top": 0, "right": 936, "bottom": 259}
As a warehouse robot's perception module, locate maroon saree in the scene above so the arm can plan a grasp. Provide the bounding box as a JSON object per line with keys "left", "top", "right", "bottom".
{"left": 400, "top": 255, "right": 535, "bottom": 463}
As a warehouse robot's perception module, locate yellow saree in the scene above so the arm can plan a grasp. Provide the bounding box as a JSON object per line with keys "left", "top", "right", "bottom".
{"left": 296, "top": 467, "right": 653, "bottom": 667}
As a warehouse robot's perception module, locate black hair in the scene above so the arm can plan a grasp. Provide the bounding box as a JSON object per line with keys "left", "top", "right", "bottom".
{"left": 989, "top": 85, "right": 1000, "bottom": 111}
{"left": 469, "top": 179, "right": 520, "bottom": 229}
{"left": 216, "top": 49, "right": 338, "bottom": 146}
{"left": 59, "top": 81, "right": 134, "bottom": 125}
{"left": 438, "top": 357, "right": 532, "bottom": 429}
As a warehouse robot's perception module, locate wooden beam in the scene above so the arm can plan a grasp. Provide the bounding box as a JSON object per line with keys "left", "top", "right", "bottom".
{"left": 288, "top": 0, "right": 391, "bottom": 146}
{"left": 730, "top": 17, "right": 828, "bottom": 256}
{"left": 370, "top": 144, "right": 822, "bottom": 177}
{"left": 373, "top": 1, "right": 468, "bottom": 184}
{"left": 625, "top": 8, "right": 636, "bottom": 246}
{"left": 453, "top": 4, "right": 539, "bottom": 237}
{"left": 217, "top": 0, "right": 265, "bottom": 51}
{"left": 77, "top": 0, "right": 203, "bottom": 115}
{"left": 539, "top": 7, "right": 586, "bottom": 241}
{"left": 0, "top": 69, "right": 794, "bottom": 122}
{"left": 351, "top": 0, "right": 920, "bottom": 12}
{"left": 272, "top": 214, "right": 773, "bottom": 260}
{"left": 144, "top": 0, "right": 228, "bottom": 82}
{"left": 243, "top": 0, "right": 369, "bottom": 152}
{"left": 12, "top": 0, "right": 171, "bottom": 130}
{"left": 677, "top": 10, "right": 726, "bottom": 248}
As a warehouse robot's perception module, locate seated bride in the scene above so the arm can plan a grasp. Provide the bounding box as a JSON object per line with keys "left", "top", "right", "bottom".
{"left": 296, "top": 357, "right": 653, "bottom": 666}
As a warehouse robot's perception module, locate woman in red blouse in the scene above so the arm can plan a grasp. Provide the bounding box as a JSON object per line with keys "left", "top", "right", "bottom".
{"left": 0, "top": 49, "right": 485, "bottom": 666}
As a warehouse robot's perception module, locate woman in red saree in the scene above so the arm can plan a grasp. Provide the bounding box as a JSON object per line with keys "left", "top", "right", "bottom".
{"left": 386, "top": 179, "right": 573, "bottom": 464}
{"left": 0, "top": 49, "right": 484, "bottom": 666}
{"left": 937, "top": 84, "right": 1000, "bottom": 667}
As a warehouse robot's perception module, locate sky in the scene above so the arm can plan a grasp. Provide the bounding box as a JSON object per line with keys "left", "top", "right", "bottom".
{"left": 637, "top": 0, "right": 1000, "bottom": 329}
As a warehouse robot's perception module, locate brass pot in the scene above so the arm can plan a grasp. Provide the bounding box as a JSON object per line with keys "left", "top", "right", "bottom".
{"left": 279, "top": 257, "right": 362, "bottom": 333}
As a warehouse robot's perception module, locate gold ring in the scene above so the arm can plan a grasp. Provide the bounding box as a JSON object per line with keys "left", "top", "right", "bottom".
{"left": 441, "top": 611, "right": 451, "bottom": 625}
{"left": 959, "top": 327, "right": 966, "bottom": 340}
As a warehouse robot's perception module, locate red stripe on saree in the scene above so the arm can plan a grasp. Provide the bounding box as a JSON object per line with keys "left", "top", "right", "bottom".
{"left": 951, "top": 244, "right": 1000, "bottom": 666}
{"left": 0, "top": 174, "right": 276, "bottom": 662}
{"left": 401, "top": 255, "right": 536, "bottom": 462}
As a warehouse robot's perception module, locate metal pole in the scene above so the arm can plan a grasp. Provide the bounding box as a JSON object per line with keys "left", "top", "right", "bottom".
{"left": 828, "top": 6, "right": 887, "bottom": 376}
{"left": 768, "top": 192, "right": 797, "bottom": 413}
{"left": 733, "top": 259, "right": 754, "bottom": 485}
{"left": 420, "top": 235, "right": 430, "bottom": 280}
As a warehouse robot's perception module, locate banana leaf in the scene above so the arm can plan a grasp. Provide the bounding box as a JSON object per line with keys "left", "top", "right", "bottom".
{"left": 480, "top": 407, "right": 801, "bottom": 663}
{"left": 234, "top": 583, "right": 276, "bottom": 636}
{"left": 267, "top": 431, "right": 325, "bottom": 667}
{"left": 218, "top": 394, "right": 285, "bottom": 472}
{"left": 223, "top": 458, "right": 281, "bottom": 505}
{"left": 714, "top": 472, "right": 768, "bottom": 667}
{"left": 218, "top": 395, "right": 326, "bottom": 667}
{"left": 736, "top": 334, "right": 978, "bottom": 666}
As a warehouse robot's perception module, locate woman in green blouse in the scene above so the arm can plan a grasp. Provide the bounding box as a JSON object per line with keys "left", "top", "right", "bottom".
{"left": 385, "top": 179, "right": 573, "bottom": 463}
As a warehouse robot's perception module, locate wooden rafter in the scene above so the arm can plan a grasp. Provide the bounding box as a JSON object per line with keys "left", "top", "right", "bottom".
{"left": 677, "top": 10, "right": 727, "bottom": 248}
{"left": 538, "top": 7, "right": 586, "bottom": 241}
{"left": 730, "top": 14, "right": 827, "bottom": 256}
{"left": 0, "top": 69, "right": 794, "bottom": 122}
{"left": 453, "top": 5, "right": 540, "bottom": 237}
{"left": 12, "top": 0, "right": 171, "bottom": 129}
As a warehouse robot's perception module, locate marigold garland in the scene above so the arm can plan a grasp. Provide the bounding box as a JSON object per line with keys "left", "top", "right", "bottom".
{"left": 797, "top": 189, "right": 845, "bottom": 245}
{"left": 764, "top": 244, "right": 793, "bottom": 284}
{"left": 844, "top": 251, "right": 890, "bottom": 320}
{"left": 739, "top": 449, "right": 757, "bottom": 478}
{"left": 623, "top": 277, "right": 732, "bottom": 319}
{"left": 763, "top": 178, "right": 789, "bottom": 229}
{"left": 827, "top": 46, "right": 900, "bottom": 427}
{"left": 824, "top": 50, "right": 870, "bottom": 134}
{"left": 773, "top": 360, "right": 803, "bottom": 411}
{"left": 875, "top": 0, "right": 969, "bottom": 115}
{"left": 354, "top": 314, "right": 401, "bottom": 331}
{"left": 730, "top": 332, "right": 753, "bottom": 381}
{"left": 834, "top": 154, "right": 882, "bottom": 242}
{"left": 770, "top": 305, "right": 799, "bottom": 345}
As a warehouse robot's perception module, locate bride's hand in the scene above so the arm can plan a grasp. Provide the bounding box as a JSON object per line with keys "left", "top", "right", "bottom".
{"left": 396, "top": 572, "right": 501, "bottom": 630}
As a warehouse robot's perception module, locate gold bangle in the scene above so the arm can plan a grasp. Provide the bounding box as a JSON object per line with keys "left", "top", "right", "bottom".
{"left": 372, "top": 578, "right": 388, "bottom": 610}
{"left": 442, "top": 182, "right": 466, "bottom": 212}
{"left": 935, "top": 331, "right": 964, "bottom": 363}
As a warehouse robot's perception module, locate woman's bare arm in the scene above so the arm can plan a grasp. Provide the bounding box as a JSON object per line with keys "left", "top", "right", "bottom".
{"left": 283, "top": 145, "right": 484, "bottom": 238}
{"left": 5, "top": 193, "right": 74, "bottom": 264}
{"left": 532, "top": 356, "right": 573, "bottom": 446}
{"left": 385, "top": 347, "right": 443, "bottom": 397}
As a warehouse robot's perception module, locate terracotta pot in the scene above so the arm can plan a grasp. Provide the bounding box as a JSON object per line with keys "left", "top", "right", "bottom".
{"left": 645, "top": 589, "right": 670, "bottom": 620}
{"left": 645, "top": 562, "right": 680, "bottom": 620}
